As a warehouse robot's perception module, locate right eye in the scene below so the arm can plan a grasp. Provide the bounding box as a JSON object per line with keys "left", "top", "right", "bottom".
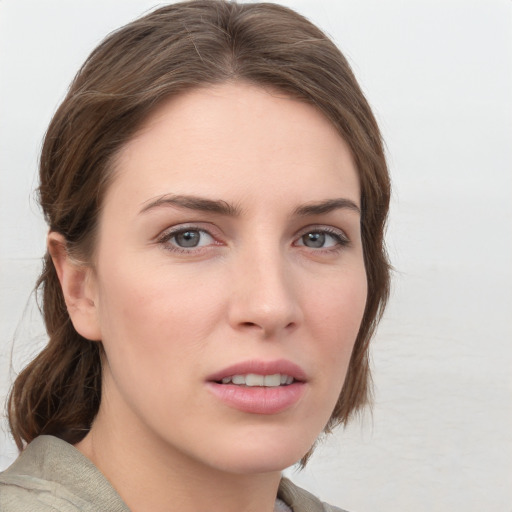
{"left": 172, "top": 229, "right": 213, "bottom": 248}
{"left": 159, "top": 227, "right": 216, "bottom": 252}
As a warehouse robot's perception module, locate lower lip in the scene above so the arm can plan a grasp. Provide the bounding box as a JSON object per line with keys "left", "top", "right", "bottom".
{"left": 206, "top": 382, "right": 306, "bottom": 415}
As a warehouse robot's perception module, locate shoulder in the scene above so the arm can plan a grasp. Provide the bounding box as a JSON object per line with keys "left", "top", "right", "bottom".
{"left": 0, "top": 437, "right": 66, "bottom": 511}
{"left": 278, "top": 477, "right": 350, "bottom": 512}
{"left": 0, "top": 436, "right": 129, "bottom": 512}
{"left": 0, "top": 482, "right": 66, "bottom": 512}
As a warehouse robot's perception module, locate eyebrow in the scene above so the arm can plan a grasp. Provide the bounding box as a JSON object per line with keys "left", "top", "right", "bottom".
{"left": 139, "top": 194, "right": 360, "bottom": 217}
{"left": 139, "top": 194, "right": 241, "bottom": 216}
{"left": 294, "top": 198, "right": 360, "bottom": 216}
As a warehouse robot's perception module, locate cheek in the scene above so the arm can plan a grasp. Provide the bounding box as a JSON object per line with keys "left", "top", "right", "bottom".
{"left": 95, "top": 273, "right": 206, "bottom": 416}
{"left": 94, "top": 261, "right": 225, "bottom": 386}
{"left": 308, "top": 267, "right": 367, "bottom": 338}
{"left": 305, "top": 268, "right": 367, "bottom": 380}
{"left": 97, "top": 258, "right": 220, "bottom": 333}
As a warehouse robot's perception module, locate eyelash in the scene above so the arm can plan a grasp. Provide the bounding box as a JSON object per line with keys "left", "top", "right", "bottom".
{"left": 157, "top": 225, "right": 220, "bottom": 254}
{"left": 294, "top": 226, "right": 350, "bottom": 253}
{"left": 156, "top": 224, "right": 350, "bottom": 255}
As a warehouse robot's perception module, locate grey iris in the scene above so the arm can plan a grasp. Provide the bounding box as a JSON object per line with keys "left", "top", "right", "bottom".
{"left": 176, "top": 230, "right": 200, "bottom": 247}
{"left": 303, "top": 232, "right": 325, "bottom": 248}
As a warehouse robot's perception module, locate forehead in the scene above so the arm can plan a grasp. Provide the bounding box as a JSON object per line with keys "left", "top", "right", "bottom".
{"left": 107, "top": 82, "right": 360, "bottom": 211}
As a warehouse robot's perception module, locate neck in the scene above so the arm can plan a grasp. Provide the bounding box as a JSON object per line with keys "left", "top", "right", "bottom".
{"left": 75, "top": 402, "right": 283, "bottom": 512}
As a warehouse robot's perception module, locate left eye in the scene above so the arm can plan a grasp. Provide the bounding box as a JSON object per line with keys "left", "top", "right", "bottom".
{"left": 296, "top": 230, "right": 345, "bottom": 249}
{"left": 168, "top": 229, "right": 214, "bottom": 248}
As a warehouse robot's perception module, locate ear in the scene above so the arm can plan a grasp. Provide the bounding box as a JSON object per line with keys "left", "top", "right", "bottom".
{"left": 48, "top": 232, "right": 102, "bottom": 341}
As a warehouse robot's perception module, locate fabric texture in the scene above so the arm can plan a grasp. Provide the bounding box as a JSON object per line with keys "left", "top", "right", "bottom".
{"left": 0, "top": 435, "right": 347, "bottom": 512}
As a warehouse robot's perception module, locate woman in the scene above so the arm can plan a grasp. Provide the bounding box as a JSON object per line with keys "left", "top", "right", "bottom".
{"left": 0, "top": 1, "right": 390, "bottom": 511}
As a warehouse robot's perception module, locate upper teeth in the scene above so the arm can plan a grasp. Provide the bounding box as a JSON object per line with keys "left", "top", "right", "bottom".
{"left": 221, "top": 374, "right": 294, "bottom": 387}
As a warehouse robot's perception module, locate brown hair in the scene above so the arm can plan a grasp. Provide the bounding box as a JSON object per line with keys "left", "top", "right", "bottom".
{"left": 8, "top": 0, "right": 390, "bottom": 458}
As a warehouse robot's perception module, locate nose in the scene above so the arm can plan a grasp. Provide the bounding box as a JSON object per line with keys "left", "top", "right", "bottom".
{"left": 227, "top": 245, "right": 303, "bottom": 338}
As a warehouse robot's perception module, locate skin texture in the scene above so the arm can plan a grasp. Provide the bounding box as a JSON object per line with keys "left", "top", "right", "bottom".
{"left": 50, "top": 83, "right": 367, "bottom": 512}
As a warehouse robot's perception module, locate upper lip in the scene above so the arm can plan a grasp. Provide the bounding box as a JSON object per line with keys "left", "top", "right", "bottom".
{"left": 206, "top": 359, "right": 307, "bottom": 383}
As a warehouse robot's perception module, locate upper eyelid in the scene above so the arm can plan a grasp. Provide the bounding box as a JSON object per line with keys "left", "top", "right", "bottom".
{"left": 162, "top": 226, "right": 212, "bottom": 238}
{"left": 156, "top": 222, "right": 220, "bottom": 241}
{"left": 294, "top": 224, "right": 349, "bottom": 239}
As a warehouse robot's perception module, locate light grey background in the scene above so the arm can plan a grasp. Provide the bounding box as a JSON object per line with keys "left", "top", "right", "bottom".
{"left": 1, "top": 1, "right": 511, "bottom": 511}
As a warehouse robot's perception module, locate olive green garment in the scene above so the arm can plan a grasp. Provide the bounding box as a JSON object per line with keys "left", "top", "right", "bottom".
{"left": 0, "top": 435, "right": 348, "bottom": 512}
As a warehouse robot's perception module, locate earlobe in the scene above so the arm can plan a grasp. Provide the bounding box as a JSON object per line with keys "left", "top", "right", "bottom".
{"left": 47, "top": 232, "right": 102, "bottom": 341}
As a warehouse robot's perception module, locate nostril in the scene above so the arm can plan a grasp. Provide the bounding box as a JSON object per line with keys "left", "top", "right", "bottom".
{"left": 238, "top": 321, "right": 297, "bottom": 335}
{"left": 241, "top": 321, "right": 258, "bottom": 328}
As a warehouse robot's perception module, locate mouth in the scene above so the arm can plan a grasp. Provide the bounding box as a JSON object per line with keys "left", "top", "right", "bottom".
{"left": 206, "top": 360, "right": 307, "bottom": 414}
{"left": 207, "top": 359, "right": 307, "bottom": 386}
{"left": 217, "top": 373, "right": 296, "bottom": 387}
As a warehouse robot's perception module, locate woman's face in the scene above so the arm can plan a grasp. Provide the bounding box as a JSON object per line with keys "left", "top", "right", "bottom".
{"left": 84, "top": 83, "right": 367, "bottom": 473}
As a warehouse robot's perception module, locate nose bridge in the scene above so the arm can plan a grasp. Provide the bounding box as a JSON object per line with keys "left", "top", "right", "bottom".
{"left": 228, "top": 239, "right": 301, "bottom": 336}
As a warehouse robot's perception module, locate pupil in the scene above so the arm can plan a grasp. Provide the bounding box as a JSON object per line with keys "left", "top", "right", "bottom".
{"left": 304, "top": 232, "right": 325, "bottom": 248}
{"left": 176, "top": 231, "right": 200, "bottom": 247}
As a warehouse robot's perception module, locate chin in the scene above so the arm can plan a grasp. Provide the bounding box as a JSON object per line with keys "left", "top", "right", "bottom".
{"left": 210, "top": 452, "right": 304, "bottom": 475}
{"left": 202, "top": 428, "right": 315, "bottom": 475}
